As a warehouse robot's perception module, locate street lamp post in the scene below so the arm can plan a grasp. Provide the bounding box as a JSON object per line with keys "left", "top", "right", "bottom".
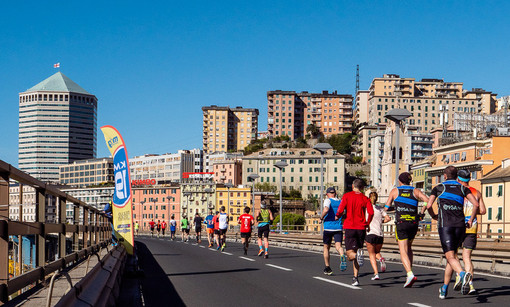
{"left": 384, "top": 109, "right": 413, "bottom": 187}
{"left": 247, "top": 174, "right": 260, "bottom": 217}
{"left": 314, "top": 143, "right": 333, "bottom": 235}
{"left": 166, "top": 195, "right": 174, "bottom": 221}
{"left": 140, "top": 200, "right": 146, "bottom": 230}
{"left": 225, "top": 183, "right": 234, "bottom": 226}
{"left": 274, "top": 160, "right": 288, "bottom": 233}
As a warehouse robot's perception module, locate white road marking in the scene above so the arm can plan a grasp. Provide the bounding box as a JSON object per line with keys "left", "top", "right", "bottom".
{"left": 199, "top": 245, "right": 205, "bottom": 248}
{"left": 222, "top": 252, "right": 233, "bottom": 255}
{"left": 313, "top": 277, "right": 361, "bottom": 290}
{"left": 266, "top": 264, "right": 292, "bottom": 271}
{"left": 239, "top": 256, "right": 255, "bottom": 262}
{"left": 408, "top": 303, "right": 431, "bottom": 307}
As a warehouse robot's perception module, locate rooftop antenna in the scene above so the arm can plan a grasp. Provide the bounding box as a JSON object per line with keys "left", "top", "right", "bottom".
{"left": 354, "top": 65, "right": 360, "bottom": 111}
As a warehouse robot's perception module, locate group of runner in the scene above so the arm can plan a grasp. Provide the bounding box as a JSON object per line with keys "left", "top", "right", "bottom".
{"left": 319, "top": 166, "right": 485, "bottom": 299}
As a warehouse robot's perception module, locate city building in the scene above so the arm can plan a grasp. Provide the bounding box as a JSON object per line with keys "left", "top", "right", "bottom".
{"left": 204, "top": 152, "right": 243, "bottom": 172}
{"left": 216, "top": 186, "right": 251, "bottom": 226}
{"left": 267, "top": 90, "right": 353, "bottom": 140}
{"left": 354, "top": 90, "right": 370, "bottom": 127}
{"left": 63, "top": 186, "right": 114, "bottom": 221}
{"left": 304, "top": 210, "right": 321, "bottom": 232}
{"left": 480, "top": 158, "right": 510, "bottom": 236}
{"left": 131, "top": 185, "right": 181, "bottom": 230}
{"left": 180, "top": 182, "right": 216, "bottom": 220}
{"left": 19, "top": 72, "right": 98, "bottom": 183}
{"left": 8, "top": 184, "right": 56, "bottom": 222}
{"left": 59, "top": 158, "right": 114, "bottom": 187}
{"left": 129, "top": 150, "right": 196, "bottom": 184}
{"left": 212, "top": 160, "right": 243, "bottom": 185}
{"left": 202, "top": 106, "right": 259, "bottom": 154}
{"left": 367, "top": 74, "right": 497, "bottom": 133}
{"left": 242, "top": 148, "right": 346, "bottom": 198}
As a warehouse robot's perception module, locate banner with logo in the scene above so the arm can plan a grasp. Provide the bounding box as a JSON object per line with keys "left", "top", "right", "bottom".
{"left": 100, "top": 125, "right": 134, "bottom": 255}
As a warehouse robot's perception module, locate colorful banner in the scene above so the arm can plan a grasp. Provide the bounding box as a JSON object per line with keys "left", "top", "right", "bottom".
{"left": 100, "top": 125, "right": 134, "bottom": 255}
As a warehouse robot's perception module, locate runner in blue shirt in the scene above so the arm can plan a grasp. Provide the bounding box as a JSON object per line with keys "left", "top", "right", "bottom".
{"left": 204, "top": 210, "right": 215, "bottom": 247}
{"left": 320, "top": 187, "right": 347, "bottom": 275}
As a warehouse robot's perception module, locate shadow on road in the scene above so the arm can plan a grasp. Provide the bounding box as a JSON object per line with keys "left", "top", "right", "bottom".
{"left": 136, "top": 241, "right": 186, "bottom": 307}
{"left": 476, "top": 285, "right": 510, "bottom": 303}
{"left": 167, "top": 268, "right": 259, "bottom": 277}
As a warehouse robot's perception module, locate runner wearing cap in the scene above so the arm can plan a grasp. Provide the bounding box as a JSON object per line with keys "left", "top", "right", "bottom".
{"left": 384, "top": 172, "right": 429, "bottom": 288}
{"left": 453, "top": 169, "right": 486, "bottom": 295}
{"left": 256, "top": 200, "right": 273, "bottom": 259}
{"left": 320, "top": 187, "right": 347, "bottom": 275}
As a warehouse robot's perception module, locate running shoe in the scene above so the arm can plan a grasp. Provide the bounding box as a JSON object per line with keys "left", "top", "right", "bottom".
{"left": 356, "top": 249, "right": 364, "bottom": 267}
{"left": 208, "top": 243, "right": 213, "bottom": 248}
{"left": 324, "top": 266, "right": 333, "bottom": 275}
{"left": 243, "top": 246, "right": 247, "bottom": 255}
{"left": 216, "top": 246, "right": 220, "bottom": 250}
{"left": 404, "top": 275, "right": 417, "bottom": 288}
{"left": 379, "top": 257, "right": 386, "bottom": 273}
{"left": 453, "top": 273, "right": 462, "bottom": 291}
{"left": 352, "top": 276, "right": 359, "bottom": 286}
{"left": 439, "top": 285, "right": 448, "bottom": 299}
{"left": 340, "top": 255, "right": 347, "bottom": 271}
{"left": 371, "top": 274, "right": 380, "bottom": 280}
{"left": 264, "top": 252, "right": 268, "bottom": 259}
{"left": 461, "top": 272, "right": 472, "bottom": 295}
{"left": 468, "top": 284, "right": 477, "bottom": 295}
{"left": 258, "top": 249, "right": 264, "bottom": 256}
{"left": 221, "top": 243, "right": 225, "bottom": 252}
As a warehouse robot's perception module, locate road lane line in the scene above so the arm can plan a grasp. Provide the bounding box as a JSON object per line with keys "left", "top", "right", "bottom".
{"left": 239, "top": 256, "right": 255, "bottom": 262}
{"left": 408, "top": 303, "right": 431, "bottom": 307}
{"left": 199, "top": 245, "right": 205, "bottom": 248}
{"left": 312, "top": 277, "right": 361, "bottom": 290}
{"left": 222, "top": 252, "right": 233, "bottom": 255}
{"left": 266, "top": 264, "right": 293, "bottom": 271}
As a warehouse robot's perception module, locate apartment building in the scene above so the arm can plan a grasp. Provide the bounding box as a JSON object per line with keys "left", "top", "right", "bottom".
{"left": 480, "top": 159, "right": 510, "bottom": 236}
{"left": 354, "top": 90, "right": 370, "bottom": 126}
{"left": 129, "top": 150, "right": 196, "bottom": 184}
{"left": 59, "top": 158, "right": 113, "bottom": 187}
{"left": 216, "top": 186, "right": 251, "bottom": 226}
{"left": 202, "top": 106, "right": 259, "bottom": 154}
{"left": 212, "top": 160, "right": 243, "bottom": 185}
{"left": 204, "top": 152, "right": 243, "bottom": 172}
{"left": 267, "top": 90, "right": 353, "bottom": 140}
{"left": 367, "top": 74, "right": 497, "bottom": 132}
{"left": 131, "top": 185, "right": 181, "bottom": 230}
{"left": 180, "top": 182, "right": 217, "bottom": 219}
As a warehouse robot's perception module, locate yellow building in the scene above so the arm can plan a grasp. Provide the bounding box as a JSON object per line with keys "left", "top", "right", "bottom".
{"left": 304, "top": 210, "right": 320, "bottom": 232}
{"left": 215, "top": 187, "right": 252, "bottom": 226}
{"left": 480, "top": 158, "right": 510, "bottom": 237}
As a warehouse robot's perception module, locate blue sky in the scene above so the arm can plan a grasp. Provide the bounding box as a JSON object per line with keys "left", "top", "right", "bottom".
{"left": 1, "top": 0, "right": 509, "bottom": 166}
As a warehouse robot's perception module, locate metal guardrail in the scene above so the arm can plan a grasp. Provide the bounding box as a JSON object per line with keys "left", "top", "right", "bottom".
{"left": 0, "top": 159, "right": 111, "bottom": 303}
{"left": 54, "top": 245, "right": 127, "bottom": 307}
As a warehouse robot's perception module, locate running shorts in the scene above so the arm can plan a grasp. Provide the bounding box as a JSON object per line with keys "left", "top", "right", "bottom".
{"left": 240, "top": 232, "right": 252, "bottom": 239}
{"left": 258, "top": 225, "right": 270, "bottom": 238}
{"left": 150, "top": 227, "right": 155, "bottom": 232}
{"left": 323, "top": 230, "right": 343, "bottom": 245}
{"left": 462, "top": 233, "right": 477, "bottom": 250}
{"left": 171, "top": 230, "right": 176, "bottom": 235}
{"left": 195, "top": 227, "right": 201, "bottom": 233}
{"left": 214, "top": 229, "right": 220, "bottom": 235}
{"left": 220, "top": 229, "right": 228, "bottom": 236}
{"left": 396, "top": 223, "right": 419, "bottom": 241}
{"left": 184, "top": 229, "right": 190, "bottom": 234}
{"left": 365, "top": 234, "right": 384, "bottom": 245}
{"left": 438, "top": 226, "right": 465, "bottom": 253}
{"left": 207, "top": 228, "right": 214, "bottom": 235}
{"left": 344, "top": 229, "right": 366, "bottom": 251}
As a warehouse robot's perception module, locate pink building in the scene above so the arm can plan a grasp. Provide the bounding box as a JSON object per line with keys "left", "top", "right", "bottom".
{"left": 132, "top": 185, "right": 181, "bottom": 230}
{"left": 213, "top": 160, "right": 242, "bottom": 185}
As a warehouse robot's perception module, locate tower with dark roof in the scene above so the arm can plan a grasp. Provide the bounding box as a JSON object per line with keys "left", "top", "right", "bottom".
{"left": 18, "top": 72, "right": 98, "bottom": 183}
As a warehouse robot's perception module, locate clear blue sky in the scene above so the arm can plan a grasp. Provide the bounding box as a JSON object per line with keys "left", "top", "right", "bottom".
{"left": 1, "top": 0, "right": 509, "bottom": 166}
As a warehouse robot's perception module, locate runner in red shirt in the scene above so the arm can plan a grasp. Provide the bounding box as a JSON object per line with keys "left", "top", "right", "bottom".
{"left": 238, "top": 207, "right": 255, "bottom": 255}
{"left": 335, "top": 179, "right": 374, "bottom": 286}
{"left": 148, "top": 219, "right": 156, "bottom": 237}
{"left": 212, "top": 211, "right": 220, "bottom": 248}
{"left": 161, "top": 221, "right": 167, "bottom": 237}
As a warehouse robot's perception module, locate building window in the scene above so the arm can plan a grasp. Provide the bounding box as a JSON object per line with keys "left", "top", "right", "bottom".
{"left": 486, "top": 186, "right": 493, "bottom": 198}
{"left": 498, "top": 185, "right": 503, "bottom": 197}
{"left": 488, "top": 207, "right": 492, "bottom": 220}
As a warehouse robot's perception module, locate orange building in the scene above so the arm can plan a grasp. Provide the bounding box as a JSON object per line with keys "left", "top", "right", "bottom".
{"left": 132, "top": 185, "right": 181, "bottom": 230}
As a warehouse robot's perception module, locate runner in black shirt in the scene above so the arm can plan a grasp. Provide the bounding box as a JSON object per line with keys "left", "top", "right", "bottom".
{"left": 421, "top": 166, "right": 479, "bottom": 299}
{"left": 193, "top": 213, "right": 204, "bottom": 243}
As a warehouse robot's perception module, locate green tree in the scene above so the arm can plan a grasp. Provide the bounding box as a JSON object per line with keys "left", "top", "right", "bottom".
{"left": 272, "top": 213, "right": 306, "bottom": 230}
{"left": 305, "top": 194, "right": 319, "bottom": 211}
{"left": 255, "top": 182, "right": 277, "bottom": 193}
{"left": 306, "top": 123, "right": 323, "bottom": 139}
{"left": 326, "top": 133, "right": 356, "bottom": 154}
{"left": 282, "top": 189, "right": 302, "bottom": 199}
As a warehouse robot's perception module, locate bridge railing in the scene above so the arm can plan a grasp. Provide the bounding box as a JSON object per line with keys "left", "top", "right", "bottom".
{"left": 0, "top": 160, "right": 111, "bottom": 304}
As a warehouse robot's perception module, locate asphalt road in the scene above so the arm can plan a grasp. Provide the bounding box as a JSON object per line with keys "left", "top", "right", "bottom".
{"left": 135, "top": 235, "right": 510, "bottom": 307}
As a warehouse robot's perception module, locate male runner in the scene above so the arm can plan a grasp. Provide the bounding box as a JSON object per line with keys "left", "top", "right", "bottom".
{"left": 149, "top": 219, "right": 156, "bottom": 237}
{"left": 421, "top": 166, "right": 479, "bottom": 299}
{"left": 156, "top": 220, "right": 162, "bottom": 238}
{"left": 335, "top": 179, "right": 374, "bottom": 286}
{"left": 256, "top": 201, "right": 273, "bottom": 259}
{"left": 453, "top": 169, "right": 486, "bottom": 294}
{"left": 238, "top": 207, "right": 255, "bottom": 255}
{"left": 193, "top": 213, "right": 203, "bottom": 243}
{"left": 134, "top": 221, "right": 139, "bottom": 237}
{"left": 384, "top": 172, "right": 429, "bottom": 287}
{"left": 169, "top": 215, "right": 177, "bottom": 240}
{"left": 218, "top": 206, "right": 229, "bottom": 251}
{"left": 320, "top": 187, "right": 347, "bottom": 275}
{"left": 181, "top": 215, "right": 190, "bottom": 242}
{"left": 365, "top": 191, "right": 391, "bottom": 280}
{"left": 161, "top": 220, "right": 167, "bottom": 237}
{"left": 212, "top": 211, "right": 221, "bottom": 249}
{"left": 204, "top": 211, "right": 215, "bottom": 247}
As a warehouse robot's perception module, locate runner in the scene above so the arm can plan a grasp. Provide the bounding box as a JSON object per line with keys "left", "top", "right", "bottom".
{"left": 156, "top": 220, "right": 162, "bottom": 238}
{"left": 181, "top": 215, "right": 190, "bottom": 242}
{"left": 365, "top": 191, "right": 391, "bottom": 280}
{"left": 193, "top": 213, "right": 203, "bottom": 243}
{"left": 421, "top": 166, "right": 479, "bottom": 299}
{"left": 238, "top": 207, "right": 255, "bottom": 255}
{"left": 453, "top": 169, "right": 486, "bottom": 295}
{"left": 320, "top": 187, "right": 347, "bottom": 275}
{"left": 169, "top": 215, "right": 177, "bottom": 240}
{"left": 212, "top": 211, "right": 221, "bottom": 249}
{"left": 335, "top": 179, "right": 374, "bottom": 286}
{"left": 204, "top": 210, "right": 215, "bottom": 247}
{"left": 161, "top": 220, "right": 167, "bottom": 237}
{"left": 256, "top": 200, "right": 273, "bottom": 259}
{"left": 134, "top": 221, "right": 140, "bottom": 237}
{"left": 383, "top": 172, "right": 429, "bottom": 287}
{"left": 218, "top": 206, "right": 229, "bottom": 251}
{"left": 149, "top": 219, "right": 156, "bottom": 237}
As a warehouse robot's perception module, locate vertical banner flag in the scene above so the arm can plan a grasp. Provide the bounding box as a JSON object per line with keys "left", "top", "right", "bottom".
{"left": 100, "top": 125, "right": 134, "bottom": 255}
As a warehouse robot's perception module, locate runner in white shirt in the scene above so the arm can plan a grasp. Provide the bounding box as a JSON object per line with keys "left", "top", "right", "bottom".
{"left": 218, "top": 206, "right": 229, "bottom": 251}
{"left": 365, "top": 192, "right": 391, "bottom": 280}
